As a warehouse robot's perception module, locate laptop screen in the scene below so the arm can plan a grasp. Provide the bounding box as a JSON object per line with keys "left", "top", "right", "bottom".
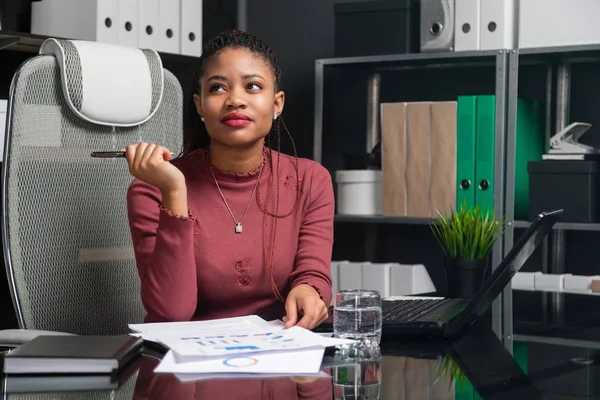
{"left": 446, "top": 209, "right": 563, "bottom": 336}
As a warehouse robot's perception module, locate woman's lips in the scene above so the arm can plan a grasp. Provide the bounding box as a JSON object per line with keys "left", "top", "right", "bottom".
{"left": 222, "top": 119, "right": 252, "bottom": 127}
{"left": 221, "top": 112, "right": 252, "bottom": 128}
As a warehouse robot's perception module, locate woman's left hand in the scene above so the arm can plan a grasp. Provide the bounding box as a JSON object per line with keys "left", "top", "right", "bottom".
{"left": 283, "top": 284, "right": 328, "bottom": 330}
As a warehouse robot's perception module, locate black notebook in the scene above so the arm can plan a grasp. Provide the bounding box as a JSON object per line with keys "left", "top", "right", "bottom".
{"left": 2, "top": 334, "right": 143, "bottom": 375}
{"left": 3, "top": 357, "right": 141, "bottom": 393}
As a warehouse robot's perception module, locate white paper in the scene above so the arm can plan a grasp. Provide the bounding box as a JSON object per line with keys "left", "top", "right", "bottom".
{"left": 152, "top": 326, "right": 352, "bottom": 360}
{"left": 155, "top": 348, "right": 325, "bottom": 375}
{"left": 316, "top": 332, "right": 333, "bottom": 338}
{"left": 175, "top": 371, "right": 330, "bottom": 383}
{"left": 129, "top": 315, "right": 281, "bottom": 342}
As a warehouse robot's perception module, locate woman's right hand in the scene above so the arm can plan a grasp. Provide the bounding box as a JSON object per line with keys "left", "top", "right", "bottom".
{"left": 124, "top": 142, "right": 185, "bottom": 194}
{"left": 125, "top": 142, "right": 189, "bottom": 217}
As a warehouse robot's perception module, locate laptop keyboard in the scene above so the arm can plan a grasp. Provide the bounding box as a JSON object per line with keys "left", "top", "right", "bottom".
{"left": 382, "top": 299, "right": 452, "bottom": 322}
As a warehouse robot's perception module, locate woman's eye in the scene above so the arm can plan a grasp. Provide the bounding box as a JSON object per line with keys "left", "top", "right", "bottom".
{"left": 247, "top": 83, "right": 262, "bottom": 91}
{"left": 210, "top": 84, "right": 225, "bottom": 92}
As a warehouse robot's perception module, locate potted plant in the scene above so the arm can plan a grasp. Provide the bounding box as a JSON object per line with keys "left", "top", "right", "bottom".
{"left": 430, "top": 202, "right": 506, "bottom": 298}
{"left": 437, "top": 354, "right": 468, "bottom": 392}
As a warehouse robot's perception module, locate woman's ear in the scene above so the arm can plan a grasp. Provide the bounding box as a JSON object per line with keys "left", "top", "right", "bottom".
{"left": 274, "top": 90, "right": 285, "bottom": 118}
{"left": 193, "top": 93, "right": 203, "bottom": 118}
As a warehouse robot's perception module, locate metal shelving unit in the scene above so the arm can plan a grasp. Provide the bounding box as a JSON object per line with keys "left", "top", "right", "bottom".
{"left": 313, "top": 50, "right": 504, "bottom": 164}
{"left": 314, "top": 49, "right": 511, "bottom": 339}
{"left": 334, "top": 215, "right": 435, "bottom": 225}
{"left": 0, "top": 30, "right": 199, "bottom": 62}
{"left": 514, "top": 221, "right": 600, "bottom": 231}
{"left": 502, "top": 44, "right": 600, "bottom": 353}
{"left": 514, "top": 334, "right": 600, "bottom": 350}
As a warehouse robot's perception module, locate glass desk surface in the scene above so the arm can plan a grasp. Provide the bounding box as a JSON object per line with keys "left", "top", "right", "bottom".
{"left": 2, "top": 319, "right": 599, "bottom": 400}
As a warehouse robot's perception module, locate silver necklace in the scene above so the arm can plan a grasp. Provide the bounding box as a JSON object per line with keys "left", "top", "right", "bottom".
{"left": 207, "top": 155, "right": 264, "bottom": 234}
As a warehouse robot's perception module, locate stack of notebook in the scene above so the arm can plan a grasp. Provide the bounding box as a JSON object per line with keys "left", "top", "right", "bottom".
{"left": 1, "top": 334, "right": 143, "bottom": 393}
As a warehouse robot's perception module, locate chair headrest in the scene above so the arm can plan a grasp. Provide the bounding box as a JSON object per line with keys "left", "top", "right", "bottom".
{"left": 39, "top": 38, "right": 164, "bottom": 127}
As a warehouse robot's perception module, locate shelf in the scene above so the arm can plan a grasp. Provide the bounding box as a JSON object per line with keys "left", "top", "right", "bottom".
{"left": 519, "top": 43, "right": 600, "bottom": 57}
{"left": 0, "top": 31, "right": 44, "bottom": 52}
{"left": 334, "top": 215, "right": 435, "bottom": 225}
{"left": 514, "top": 334, "right": 600, "bottom": 350}
{"left": 0, "top": 30, "right": 198, "bottom": 63}
{"left": 316, "top": 49, "right": 502, "bottom": 70}
{"left": 513, "top": 288, "right": 600, "bottom": 297}
{"left": 517, "top": 44, "right": 600, "bottom": 67}
{"left": 514, "top": 221, "right": 600, "bottom": 231}
{"left": 316, "top": 44, "right": 600, "bottom": 70}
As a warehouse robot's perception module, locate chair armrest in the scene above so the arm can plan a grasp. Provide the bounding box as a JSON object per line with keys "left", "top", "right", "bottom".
{"left": 0, "top": 329, "right": 75, "bottom": 347}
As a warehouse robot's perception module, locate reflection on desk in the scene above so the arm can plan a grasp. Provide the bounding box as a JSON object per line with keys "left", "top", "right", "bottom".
{"left": 1, "top": 319, "right": 581, "bottom": 399}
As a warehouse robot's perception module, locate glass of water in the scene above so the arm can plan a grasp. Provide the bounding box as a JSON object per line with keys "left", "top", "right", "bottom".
{"left": 334, "top": 289, "right": 382, "bottom": 347}
{"left": 332, "top": 360, "right": 381, "bottom": 400}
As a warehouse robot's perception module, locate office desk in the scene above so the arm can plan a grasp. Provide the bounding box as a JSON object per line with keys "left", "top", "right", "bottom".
{"left": 1, "top": 320, "right": 598, "bottom": 399}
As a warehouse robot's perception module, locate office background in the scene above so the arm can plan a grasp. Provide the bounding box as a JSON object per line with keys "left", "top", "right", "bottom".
{"left": 239, "top": 1, "right": 600, "bottom": 334}
{"left": 0, "top": 0, "right": 346, "bottom": 330}
{"left": 3, "top": 3, "right": 600, "bottom": 396}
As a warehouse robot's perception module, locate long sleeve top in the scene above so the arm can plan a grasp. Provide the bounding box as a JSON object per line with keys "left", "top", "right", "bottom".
{"left": 127, "top": 147, "right": 334, "bottom": 323}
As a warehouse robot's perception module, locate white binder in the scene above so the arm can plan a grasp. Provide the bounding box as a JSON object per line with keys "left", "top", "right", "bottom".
{"left": 480, "top": 0, "right": 517, "bottom": 50}
{"left": 534, "top": 273, "right": 571, "bottom": 293}
{"left": 138, "top": 0, "right": 160, "bottom": 50}
{"left": 511, "top": 272, "right": 541, "bottom": 291}
{"left": 454, "top": 0, "right": 480, "bottom": 51}
{"left": 338, "top": 261, "right": 362, "bottom": 292}
{"left": 330, "top": 261, "right": 341, "bottom": 305}
{"left": 180, "top": 0, "right": 203, "bottom": 57}
{"left": 31, "top": 0, "right": 120, "bottom": 44}
{"left": 95, "top": 0, "right": 120, "bottom": 44}
{"left": 158, "top": 0, "right": 181, "bottom": 54}
{"left": 118, "top": 0, "right": 139, "bottom": 48}
{"left": 361, "top": 262, "right": 392, "bottom": 298}
{"left": 519, "top": 0, "right": 600, "bottom": 49}
{"left": 389, "top": 264, "right": 436, "bottom": 296}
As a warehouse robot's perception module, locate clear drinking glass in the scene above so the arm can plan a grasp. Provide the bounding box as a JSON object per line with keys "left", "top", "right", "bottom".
{"left": 332, "top": 360, "right": 381, "bottom": 400}
{"left": 333, "top": 289, "right": 382, "bottom": 347}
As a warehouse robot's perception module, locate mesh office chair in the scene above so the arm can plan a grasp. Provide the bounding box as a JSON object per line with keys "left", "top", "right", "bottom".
{"left": 0, "top": 38, "right": 184, "bottom": 345}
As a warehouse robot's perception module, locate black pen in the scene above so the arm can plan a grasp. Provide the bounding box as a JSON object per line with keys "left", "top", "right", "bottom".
{"left": 91, "top": 151, "right": 176, "bottom": 158}
{"left": 90, "top": 151, "right": 126, "bottom": 158}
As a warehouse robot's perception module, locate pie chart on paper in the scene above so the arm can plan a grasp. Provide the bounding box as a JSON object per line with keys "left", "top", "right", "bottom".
{"left": 223, "top": 357, "right": 259, "bottom": 368}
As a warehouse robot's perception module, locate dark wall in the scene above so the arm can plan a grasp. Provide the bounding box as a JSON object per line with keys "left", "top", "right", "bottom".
{"left": 247, "top": 0, "right": 336, "bottom": 159}
{"left": 203, "top": 0, "right": 238, "bottom": 43}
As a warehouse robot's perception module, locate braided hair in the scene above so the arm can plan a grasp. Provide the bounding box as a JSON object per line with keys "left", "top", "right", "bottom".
{"left": 182, "top": 29, "right": 300, "bottom": 303}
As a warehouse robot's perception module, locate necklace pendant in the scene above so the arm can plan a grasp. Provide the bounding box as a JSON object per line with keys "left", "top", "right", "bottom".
{"left": 235, "top": 223, "right": 243, "bottom": 234}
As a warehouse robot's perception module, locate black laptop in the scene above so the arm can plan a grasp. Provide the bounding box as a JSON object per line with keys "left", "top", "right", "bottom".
{"left": 380, "top": 209, "right": 562, "bottom": 339}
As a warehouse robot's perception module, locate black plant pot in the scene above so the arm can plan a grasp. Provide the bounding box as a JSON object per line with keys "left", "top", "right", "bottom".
{"left": 444, "top": 256, "right": 490, "bottom": 298}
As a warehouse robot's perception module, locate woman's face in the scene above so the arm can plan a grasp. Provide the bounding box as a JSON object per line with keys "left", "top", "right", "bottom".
{"left": 193, "top": 47, "right": 285, "bottom": 149}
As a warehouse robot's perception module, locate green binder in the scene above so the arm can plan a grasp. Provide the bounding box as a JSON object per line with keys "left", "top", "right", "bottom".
{"left": 474, "top": 95, "right": 496, "bottom": 216}
{"left": 515, "top": 99, "right": 544, "bottom": 220}
{"left": 456, "top": 378, "right": 476, "bottom": 400}
{"left": 453, "top": 97, "right": 538, "bottom": 400}
{"left": 456, "top": 96, "right": 478, "bottom": 210}
{"left": 514, "top": 341, "right": 529, "bottom": 374}
{"left": 456, "top": 343, "right": 529, "bottom": 400}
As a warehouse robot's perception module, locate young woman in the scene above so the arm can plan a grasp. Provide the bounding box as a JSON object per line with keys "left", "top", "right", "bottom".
{"left": 125, "top": 29, "right": 334, "bottom": 330}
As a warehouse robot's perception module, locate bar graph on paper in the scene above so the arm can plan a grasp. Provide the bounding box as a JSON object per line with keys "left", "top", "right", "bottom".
{"left": 180, "top": 332, "right": 296, "bottom": 350}
{"left": 153, "top": 326, "right": 326, "bottom": 358}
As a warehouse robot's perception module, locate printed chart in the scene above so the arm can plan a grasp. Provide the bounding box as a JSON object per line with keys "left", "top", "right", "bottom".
{"left": 154, "top": 326, "right": 334, "bottom": 359}
{"left": 154, "top": 348, "right": 327, "bottom": 375}
{"left": 180, "top": 332, "right": 295, "bottom": 352}
{"left": 222, "top": 357, "right": 259, "bottom": 368}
